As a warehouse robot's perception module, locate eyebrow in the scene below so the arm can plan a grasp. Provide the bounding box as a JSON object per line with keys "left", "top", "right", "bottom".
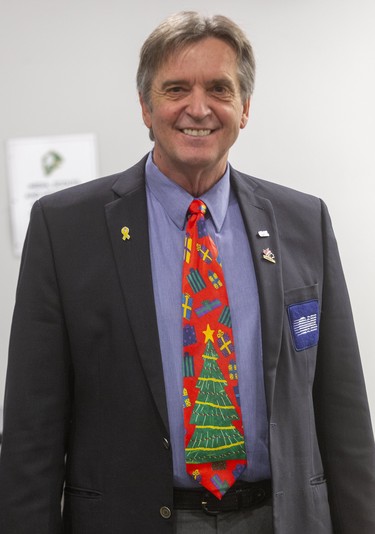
{"left": 160, "top": 78, "right": 236, "bottom": 90}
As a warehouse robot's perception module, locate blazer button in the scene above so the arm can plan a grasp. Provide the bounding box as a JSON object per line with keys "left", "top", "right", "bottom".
{"left": 163, "top": 437, "right": 170, "bottom": 450}
{"left": 160, "top": 506, "right": 172, "bottom": 519}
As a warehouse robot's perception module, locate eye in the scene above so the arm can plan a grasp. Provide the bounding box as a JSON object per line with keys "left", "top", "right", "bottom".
{"left": 166, "top": 85, "right": 187, "bottom": 95}
{"left": 210, "top": 84, "right": 233, "bottom": 99}
{"left": 163, "top": 85, "right": 189, "bottom": 99}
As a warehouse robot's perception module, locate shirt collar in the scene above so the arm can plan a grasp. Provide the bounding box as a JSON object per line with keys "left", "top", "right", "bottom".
{"left": 145, "top": 151, "right": 230, "bottom": 232}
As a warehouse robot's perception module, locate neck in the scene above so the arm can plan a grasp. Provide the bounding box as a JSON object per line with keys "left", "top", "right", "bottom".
{"left": 152, "top": 156, "right": 227, "bottom": 197}
{"left": 175, "top": 170, "right": 223, "bottom": 197}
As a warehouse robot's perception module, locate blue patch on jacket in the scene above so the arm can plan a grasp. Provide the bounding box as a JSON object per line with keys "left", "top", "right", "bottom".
{"left": 288, "top": 299, "right": 319, "bottom": 351}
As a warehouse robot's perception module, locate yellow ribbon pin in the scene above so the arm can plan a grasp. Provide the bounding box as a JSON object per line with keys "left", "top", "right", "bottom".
{"left": 121, "top": 226, "right": 130, "bottom": 241}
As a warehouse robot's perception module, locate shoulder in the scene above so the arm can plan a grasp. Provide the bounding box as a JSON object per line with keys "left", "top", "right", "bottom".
{"left": 37, "top": 156, "right": 148, "bottom": 211}
{"left": 230, "top": 167, "right": 324, "bottom": 220}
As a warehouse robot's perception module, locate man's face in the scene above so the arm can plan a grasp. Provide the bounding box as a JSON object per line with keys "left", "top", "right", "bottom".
{"left": 140, "top": 37, "right": 250, "bottom": 184}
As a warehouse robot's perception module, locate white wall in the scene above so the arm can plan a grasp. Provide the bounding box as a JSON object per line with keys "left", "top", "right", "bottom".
{"left": 1, "top": 0, "right": 374, "bottom": 422}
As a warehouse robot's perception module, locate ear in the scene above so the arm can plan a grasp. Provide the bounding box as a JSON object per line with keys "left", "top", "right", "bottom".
{"left": 139, "top": 93, "right": 152, "bottom": 129}
{"left": 240, "top": 97, "right": 251, "bottom": 129}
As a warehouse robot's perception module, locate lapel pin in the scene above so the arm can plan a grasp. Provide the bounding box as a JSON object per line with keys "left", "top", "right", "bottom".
{"left": 121, "top": 226, "right": 131, "bottom": 241}
{"left": 262, "top": 248, "right": 276, "bottom": 264}
{"left": 258, "top": 230, "right": 270, "bottom": 237}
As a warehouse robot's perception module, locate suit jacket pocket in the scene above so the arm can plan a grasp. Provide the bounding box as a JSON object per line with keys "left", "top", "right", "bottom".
{"left": 284, "top": 284, "right": 319, "bottom": 307}
{"left": 63, "top": 486, "right": 103, "bottom": 534}
{"left": 309, "top": 475, "right": 333, "bottom": 532}
{"left": 64, "top": 486, "right": 102, "bottom": 500}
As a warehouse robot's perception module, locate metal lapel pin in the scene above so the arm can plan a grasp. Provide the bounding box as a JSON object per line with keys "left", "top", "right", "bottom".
{"left": 262, "top": 248, "right": 276, "bottom": 264}
{"left": 121, "top": 226, "right": 131, "bottom": 241}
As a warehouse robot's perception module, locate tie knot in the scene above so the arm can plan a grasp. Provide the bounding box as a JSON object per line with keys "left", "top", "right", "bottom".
{"left": 188, "top": 199, "right": 207, "bottom": 217}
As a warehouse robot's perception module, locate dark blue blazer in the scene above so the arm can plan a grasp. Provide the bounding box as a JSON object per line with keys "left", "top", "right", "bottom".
{"left": 1, "top": 156, "right": 374, "bottom": 533}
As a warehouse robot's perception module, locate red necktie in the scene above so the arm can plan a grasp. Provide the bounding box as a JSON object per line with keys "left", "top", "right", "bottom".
{"left": 182, "top": 199, "right": 247, "bottom": 500}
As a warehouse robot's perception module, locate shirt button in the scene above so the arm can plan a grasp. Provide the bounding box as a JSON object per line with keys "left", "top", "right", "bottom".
{"left": 163, "top": 437, "right": 170, "bottom": 450}
{"left": 160, "top": 506, "right": 172, "bottom": 519}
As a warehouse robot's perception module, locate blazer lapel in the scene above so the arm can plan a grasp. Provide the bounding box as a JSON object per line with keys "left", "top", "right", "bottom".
{"left": 105, "top": 159, "right": 169, "bottom": 434}
{"left": 231, "top": 169, "right": 284, "bottom": 415}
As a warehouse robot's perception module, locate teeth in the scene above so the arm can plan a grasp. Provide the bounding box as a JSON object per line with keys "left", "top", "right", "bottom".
{"left": 183, "top": 129, "right": 211, "bottom": 137}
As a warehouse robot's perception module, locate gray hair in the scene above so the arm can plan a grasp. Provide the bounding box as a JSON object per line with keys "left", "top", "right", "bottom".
{"left": 136, "top": 11, "right": 256, "bottom": 109}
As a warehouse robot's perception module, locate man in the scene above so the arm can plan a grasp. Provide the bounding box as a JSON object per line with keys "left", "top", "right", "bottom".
{"left": 0, "top": 11, "right": 374, "bottom": 534}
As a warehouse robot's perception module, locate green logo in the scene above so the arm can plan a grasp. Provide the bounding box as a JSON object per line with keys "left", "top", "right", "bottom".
{"left": 42, "top": 150, "right": 63, "bottom": 175}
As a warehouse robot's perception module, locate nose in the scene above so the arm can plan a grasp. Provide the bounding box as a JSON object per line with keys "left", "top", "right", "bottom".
{"left": 185, "top": 88, "right": 211, "bottom": 120}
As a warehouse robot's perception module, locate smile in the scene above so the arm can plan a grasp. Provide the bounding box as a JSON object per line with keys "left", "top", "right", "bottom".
{"left": 182, "top": 129, "right": 212, "bottom": 137}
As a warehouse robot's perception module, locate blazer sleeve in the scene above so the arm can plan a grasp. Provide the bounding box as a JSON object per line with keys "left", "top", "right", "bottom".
{"left": 0, "top": 201, "right": 71, "bottom": 533}
{"left": 313, "top": 199, "right": 375, "bottom": 532}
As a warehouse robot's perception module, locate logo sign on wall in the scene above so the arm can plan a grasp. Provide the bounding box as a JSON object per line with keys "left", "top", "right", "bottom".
{"left": 6, "top": 133, "right": 99, "bottom": 256}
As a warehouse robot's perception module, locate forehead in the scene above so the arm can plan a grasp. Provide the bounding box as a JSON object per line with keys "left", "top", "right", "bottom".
{"left": 154, "top": 37, "right": 239, "bottom": 80}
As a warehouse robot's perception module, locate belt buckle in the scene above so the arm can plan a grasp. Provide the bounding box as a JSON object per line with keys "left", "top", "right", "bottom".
{"left": 201, "top": 492, "right": 221, "bottom": 516}
{"left": 201, "top": 498, "right": 220, "bottom": 515}
{"left": 201, "top": 490, "right": 241, "bottom": 515}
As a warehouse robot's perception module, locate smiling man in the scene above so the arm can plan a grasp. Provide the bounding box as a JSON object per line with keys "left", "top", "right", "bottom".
{"left": 139, "top": 36, "right": 250, "bottom": 196}
{"left": 1, "top": 11, "right": 375, "bottom": 534}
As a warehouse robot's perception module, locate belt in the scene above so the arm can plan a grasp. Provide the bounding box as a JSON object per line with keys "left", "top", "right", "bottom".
{"left": 173, "top": 479, "right": 272, "bottom": 515}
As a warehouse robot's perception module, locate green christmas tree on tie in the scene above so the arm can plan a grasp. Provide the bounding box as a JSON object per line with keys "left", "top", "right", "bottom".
{"left": 185, "top": 340, "right": 246, "bottom": 464}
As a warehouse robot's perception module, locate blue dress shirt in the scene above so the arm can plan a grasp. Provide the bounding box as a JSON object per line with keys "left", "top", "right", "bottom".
{"left": 145, "top": 152, "right": 271, "bottom": 487}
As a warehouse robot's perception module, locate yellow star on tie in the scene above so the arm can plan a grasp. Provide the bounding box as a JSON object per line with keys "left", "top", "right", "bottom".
{"left": 203, "top": 324, "right": 215, "bottom": 343}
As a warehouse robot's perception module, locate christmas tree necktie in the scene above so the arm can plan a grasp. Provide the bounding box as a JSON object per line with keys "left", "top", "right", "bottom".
{"left": 182, "top": 199, "right": 247, "bottom": 500}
